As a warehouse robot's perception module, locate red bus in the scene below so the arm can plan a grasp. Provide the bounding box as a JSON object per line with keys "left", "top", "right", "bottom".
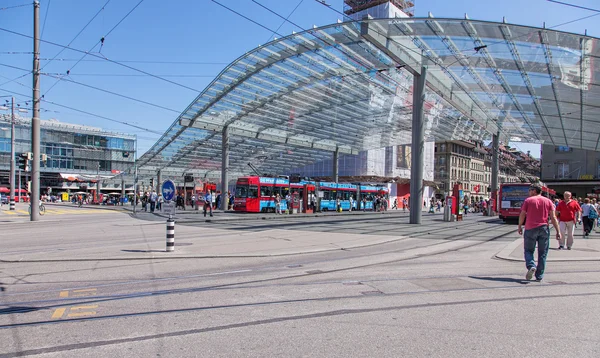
{"left": 498, "top": 183, "right": 555, "bottom": 221}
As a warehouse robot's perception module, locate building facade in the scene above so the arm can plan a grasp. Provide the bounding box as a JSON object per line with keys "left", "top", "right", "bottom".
{"left": 434, "top": 140, "right": 540, "bottom": 201}
{"left": 0, "top": 114, "right": 136, "bottom": 197}
{"left": 541, "top": 144, "right": 600, "bottom": 198}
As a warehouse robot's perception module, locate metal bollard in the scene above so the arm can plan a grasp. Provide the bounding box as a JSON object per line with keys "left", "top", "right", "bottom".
{"left": 166, "top": 218, "right": 175, "bottom": 252}
{"left": 9, "top": 198, "right": 15, "bottom": 211}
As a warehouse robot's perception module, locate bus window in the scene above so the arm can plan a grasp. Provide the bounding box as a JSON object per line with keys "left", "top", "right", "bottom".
{"left": 248, "top": 185, "right": 258, "bottom": 198}
{"left": 281, "top": 187, "right": 290, "bottom": 197}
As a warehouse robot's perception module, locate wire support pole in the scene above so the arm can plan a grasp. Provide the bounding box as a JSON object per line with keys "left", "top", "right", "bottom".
{"left": 30, "top": 0, "right": 41, "bottom": 221}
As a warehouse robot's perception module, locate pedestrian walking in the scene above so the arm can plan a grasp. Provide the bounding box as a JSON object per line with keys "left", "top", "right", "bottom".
{"left": 392, "top": 198, "right": 398, "bottom": 210}
{"left": 581, "top": 198, "right": 598, "bottom": 238}
{"left": 149, "top": 190, "right": 157, "bottom": 213}
{"left": 275, "top": 194, "right": 282, "bottom": 214}
{"left": 556, "top": 191, "right": 581, "bottom": 250}
{"left": 203, "top": 191, "right": 213, "bottom": 217}
{"left": 157, "top": 194, "right": 163, "bottom": 211}
{"left": 402, "top": 197, "right": 408, "bottom": 212}
{"left": 518, "top": 184, "right": 561, "bottom": 282}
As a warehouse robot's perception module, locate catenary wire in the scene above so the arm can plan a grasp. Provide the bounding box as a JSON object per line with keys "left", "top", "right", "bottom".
{"left": 264, "top": 0, "right": 304, "bottom": 42}
{"left": 0, "top": 87, "right": 164, "bottom": 135}
{"left": 0, "top": 3, "right": 31, "bottom": 11}
{"left": 547, "top": 0, "right": 600, "bottom": 12}
{"left": 40, "top": 0, "right": 51, "bottom": 39}
{"left": 42, "top": 73, "right": 181, "bottom": 114}
{"left": 40, "top": 0, "right": 112, "bottom": 72}
{"left": 0, "top": 27, "right": 203, "bottom": 93}
{"left": 43, "top": 0, "right": 146, "bottom": 98}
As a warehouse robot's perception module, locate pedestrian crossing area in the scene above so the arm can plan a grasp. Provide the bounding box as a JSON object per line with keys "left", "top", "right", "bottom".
{"left": 0, "top": 208, "right": 120, "bottom": 216}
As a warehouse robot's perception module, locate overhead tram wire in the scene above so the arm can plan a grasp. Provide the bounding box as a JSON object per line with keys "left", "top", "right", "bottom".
{"left": 40, "top": 0, "right": 112, "bottom": 73}
{"left": 0, "top": 3, "right": 31, "bottom": 11}
{"left": 0, "top": 27, "right": 203, "bottom": 93}
{"left": 42, "top": 73, "right": 182, "bottom": 114}
{"left": 547, "top": 0, "right": 600, "bottom": 13}
{"left": 1, "top": 61, "right": 182, "bottom": 116}
{"left": 40, "top": 0, "right": 51, "bottom": 39}
{"left": 43, "top": 0, "right": 147, "bottom": 98}
{"left": 265, "top": 0, "right": 304, "bottom": 42}
{"left": 0, "top": 87, "right": 165, "bottom": 136}
{"left": 39, "top": 59, "right": 229, "bottom": 65}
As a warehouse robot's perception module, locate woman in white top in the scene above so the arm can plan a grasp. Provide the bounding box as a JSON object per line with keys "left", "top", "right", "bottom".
{"left": 580, "top": 198, "right": 598, "bottom": 238}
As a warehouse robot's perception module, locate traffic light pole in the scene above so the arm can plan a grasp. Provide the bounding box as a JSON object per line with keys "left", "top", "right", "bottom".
{"left": 30, "top": 0, "right": 41, "bottom": 221}
{"left": 9, "top": 97, "right": 15, "bottom": 210}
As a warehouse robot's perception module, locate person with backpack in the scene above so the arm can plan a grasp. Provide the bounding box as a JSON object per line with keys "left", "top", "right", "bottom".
{"left": 581, "top": 198, "right": 598, "bottom": 238}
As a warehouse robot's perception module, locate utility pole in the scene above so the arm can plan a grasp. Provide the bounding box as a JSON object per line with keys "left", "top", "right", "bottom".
{"left": 30, "top": 0, "right": 41, "bottom": 221}
{"left": 9, "top": 97, "right": 15, "bottom": 210}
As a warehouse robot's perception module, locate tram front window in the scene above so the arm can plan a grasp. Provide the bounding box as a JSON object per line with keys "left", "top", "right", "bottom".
{"left": 235, "top": 185, "right": 248, "bottom": 198}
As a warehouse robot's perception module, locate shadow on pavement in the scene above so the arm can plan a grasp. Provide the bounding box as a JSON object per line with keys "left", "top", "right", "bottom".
{"left": 0, "top": 306, "right": 42, "bottom": 315}
{"left": 468, "top": 276, "right": 530, "bottom": 285}
{"left": 121, "top": 249, "right": 166, "bottom": 253}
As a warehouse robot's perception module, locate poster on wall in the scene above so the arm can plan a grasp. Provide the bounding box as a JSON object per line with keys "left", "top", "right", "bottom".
{"left": 396, "top": 145, "right": 411, "bottom": 169}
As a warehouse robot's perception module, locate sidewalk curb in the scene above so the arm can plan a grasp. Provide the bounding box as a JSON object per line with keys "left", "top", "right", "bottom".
{"left": 495, "top": 238, "right": 600, "bottom": 262}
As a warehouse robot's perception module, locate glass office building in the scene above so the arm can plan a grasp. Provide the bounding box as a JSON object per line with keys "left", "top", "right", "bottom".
{"left": 0, "top": 114, "right": 136, "bottom": 195}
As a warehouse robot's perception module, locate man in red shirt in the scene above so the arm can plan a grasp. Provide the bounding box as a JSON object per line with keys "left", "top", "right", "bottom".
{"left": 556, "top": 191, "right": 581, "bottom": 250}
{"left": 518, "top": 184, "right": 561, "bottom": 281}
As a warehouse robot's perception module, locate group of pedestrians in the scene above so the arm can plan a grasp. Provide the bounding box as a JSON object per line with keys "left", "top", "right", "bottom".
{"left": 518, "top": 186, "right": 599, "bottom": 282}
{"left": 140, "top": 190, "right": 163, "bottom": 213}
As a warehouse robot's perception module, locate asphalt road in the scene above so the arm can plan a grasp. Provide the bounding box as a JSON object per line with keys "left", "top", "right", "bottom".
{"left": 1, "top": 212, "right": 599, "bottom": 357}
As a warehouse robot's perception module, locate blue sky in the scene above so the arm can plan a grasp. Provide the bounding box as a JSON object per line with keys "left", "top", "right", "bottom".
{"left": 2, "top": 0, "right": 600, "bottom": 157}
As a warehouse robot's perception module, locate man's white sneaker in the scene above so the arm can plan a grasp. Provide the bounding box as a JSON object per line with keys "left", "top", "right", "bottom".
{"left": 526, "top": 267, "right": 536, "bottom": 280}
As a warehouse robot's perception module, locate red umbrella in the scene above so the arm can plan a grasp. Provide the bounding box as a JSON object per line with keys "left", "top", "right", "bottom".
{"left": 0, "top": 187, "right": 9, "bottom": 193}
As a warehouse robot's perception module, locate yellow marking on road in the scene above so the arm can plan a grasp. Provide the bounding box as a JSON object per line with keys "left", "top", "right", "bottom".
{"left": 67, "top": 311, "right": 96, "bottom": 318}
{"left": 51, "top": 308, "right": 66, "bottom": 319}
{"left": 73, "top": 288, "right": 97, "bottom": 293}
{"left": 16, "top": 210, "right": 28, "bottom": 214}
{"left": 59, "top": 291, "right": 69, "bottom": 298}
{"left": 2, "top": 210, "right": 17, "bottom": 215}
{"left": 70, "top": 305, "right": 98, "bottom": 310}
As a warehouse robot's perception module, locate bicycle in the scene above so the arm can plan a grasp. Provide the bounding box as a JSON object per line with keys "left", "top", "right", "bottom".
{"left": 28, "top": 202, "right": 46, "bottom": 216}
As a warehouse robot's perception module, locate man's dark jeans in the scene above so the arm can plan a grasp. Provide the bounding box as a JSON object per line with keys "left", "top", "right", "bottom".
{"left": 524, "top": 225, "right": 550, "bottom": 280}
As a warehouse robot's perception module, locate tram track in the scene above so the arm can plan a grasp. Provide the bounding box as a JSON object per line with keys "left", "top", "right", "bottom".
{"left": 0, "top": 221, "right": 514, "bottom": 298}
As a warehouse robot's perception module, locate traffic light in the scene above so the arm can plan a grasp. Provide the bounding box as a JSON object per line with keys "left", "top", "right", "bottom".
{"left": 18, "top": 152, "right": 29, "bottom": 171}
{"left": 150, "top": 178, "right": 154, "bottom": 187}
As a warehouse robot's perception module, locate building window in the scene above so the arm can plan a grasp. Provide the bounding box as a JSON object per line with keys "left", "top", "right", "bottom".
{"left": 557, "top": 162, "right": 570, "bottom": 179}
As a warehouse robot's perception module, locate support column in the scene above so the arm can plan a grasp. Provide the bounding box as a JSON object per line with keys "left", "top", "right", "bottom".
{"left": 156, "top": 170, "right": 161, "bottom": 194}
{"left": 221, "top": 126, "right": 229, "bottom": 210}
{"left": 333, "top": 146, "right": 339, "bottom": 183}
{"left": 409, "top": 65, "right": 427, "bottom": 224}
{"left": 120, "top": 176, "right": 125, "bottom": 206}
{"left": 490, "top": 133, "right": 499, "bottom": 216}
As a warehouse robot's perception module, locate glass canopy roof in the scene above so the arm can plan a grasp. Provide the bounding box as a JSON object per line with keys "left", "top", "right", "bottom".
{"left": 137, "top": 17, "right": 600, "bottom": 181}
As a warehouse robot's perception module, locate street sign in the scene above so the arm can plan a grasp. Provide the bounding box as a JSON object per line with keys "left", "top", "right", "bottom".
{"left": 162, "top": 180, "right": 175, "bottom": 201}
{"left": 163, "top": 202, "right": 176, "bottom": 215}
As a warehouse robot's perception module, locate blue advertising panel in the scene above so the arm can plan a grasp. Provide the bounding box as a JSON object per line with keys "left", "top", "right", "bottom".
{"left": 500, "top": 185, "right": 529, "bottom": 209}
